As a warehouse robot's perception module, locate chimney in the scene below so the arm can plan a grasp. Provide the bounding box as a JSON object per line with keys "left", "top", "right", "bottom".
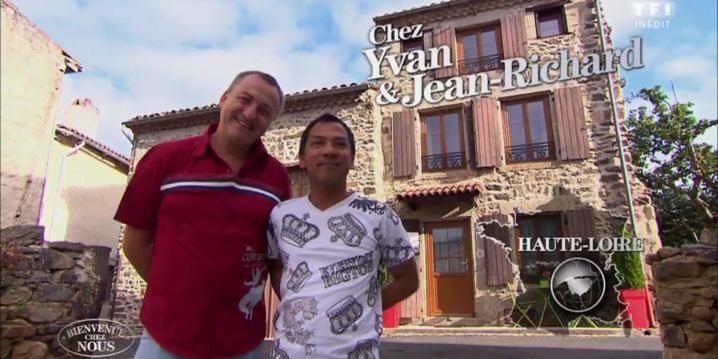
{"left": 61, "top": 98, "right": 99, "bottom": 137}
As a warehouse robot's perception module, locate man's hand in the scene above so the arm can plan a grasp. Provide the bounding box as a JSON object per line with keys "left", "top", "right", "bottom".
{"left": 121, "top": 225, "right": 154, "bottom": 282}
{"left": 381, "top": 258, "right": 419, "bottom": 310}
{"left": 269, "top": 259, "right": 284, "bottom": 300}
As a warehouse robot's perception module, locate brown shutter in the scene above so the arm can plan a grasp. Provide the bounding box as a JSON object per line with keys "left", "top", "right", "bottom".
{"left": 480, "top": 214, "right": 514, "bottom": 286}
{"left": 432, "top": 27, "right": 457, "bottom": 78}
{"left": 563, "top": 208, "right": 599, "bottom": 261}
{"left": 501, "top": 12, "right": 527, "bottom": 59}
{"left": 554, "top": 86, "right": 590, "bottom": 160}
{"left": 392, "top": 110, "right": 416, "bottom": 178}
{"left": 472, "top": 97, "right": 501, "bottom": 168}
{"left": 464, "top": 101, "right": 477, "bottom": 167}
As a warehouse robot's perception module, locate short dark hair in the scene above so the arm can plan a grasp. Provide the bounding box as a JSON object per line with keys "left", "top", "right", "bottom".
{"left": 226, "top": 71, "right": 285, "bottom": 116}
{"left": 298, "top": 113, "right": 356, "bottom": 158}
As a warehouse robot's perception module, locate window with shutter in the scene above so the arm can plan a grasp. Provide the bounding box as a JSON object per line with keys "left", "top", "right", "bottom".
{"left": 456, "top": 23, "right": 503, "bottom": 75}
{"left": 501, "top": 95, "right": 556, "bottom": 163}
{"left": 515, "top": 213, "right": 565, "bottom": 283}
{"left": 421, "top": 110, "right": 466, "bottom": 172}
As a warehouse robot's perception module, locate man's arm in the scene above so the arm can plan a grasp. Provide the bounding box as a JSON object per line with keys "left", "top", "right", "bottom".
{"left": 381, "top": 258, "right": 419, "bottom": 310}
{"left": 269, "top": 259, "right": 283, "bottom": 300}
{"left": 122, "top": 225, "right": 154, "bottom": 282}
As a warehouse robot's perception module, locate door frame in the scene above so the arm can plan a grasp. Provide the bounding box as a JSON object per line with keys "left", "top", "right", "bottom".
{"left": 424, "top": 219, "right": 476, "bottom": 316}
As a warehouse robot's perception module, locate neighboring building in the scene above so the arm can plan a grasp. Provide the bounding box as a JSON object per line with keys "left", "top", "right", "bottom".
{"left": 38, "top": 99, "right": 130, "bottom": 256}
{"left": 113, "top": 0, "right": 661, "bottom": 329}
{"left": 0, "top": 0, "right": 83, "bottom": 228}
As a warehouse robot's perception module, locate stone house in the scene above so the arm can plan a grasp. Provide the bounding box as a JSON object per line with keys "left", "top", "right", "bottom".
{"left": 114, "top": 0, "right": 661, "bottom": 328}
{"left": 39, "top": 99, "right": 130, "bottom": 257}
{"left": 0, "top": 0, "right": 83, "bottom": 229}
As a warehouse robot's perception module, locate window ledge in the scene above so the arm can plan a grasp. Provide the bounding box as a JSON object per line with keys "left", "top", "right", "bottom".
{"left": 499, "top": 160, "right": 561, "bottom": 172}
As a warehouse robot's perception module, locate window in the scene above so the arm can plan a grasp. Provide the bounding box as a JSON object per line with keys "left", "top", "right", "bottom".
{"left": 402, "top": 38, "right": 424, "bottom": 53}
{"left": 421, "top": 111, "right": 466, "bottom": 171}
{"left": 536, "top": 7, "right": 567, "bottom": 38}
{"left": 502, "top": 96, "right": 555, "bottom": 163}
{"left": 516, "top": 213, "right": 565, "bottom": 283}
{"left": 457, "top": 24, "right": 503, "bottom": 75}
{"left": 431, "top": 225, "right": 467, "bottom": 273}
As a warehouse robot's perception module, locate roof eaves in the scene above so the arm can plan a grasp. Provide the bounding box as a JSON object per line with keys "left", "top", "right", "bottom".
{"left": 55, "top": 125, "right": 130, "bottom": 170}
{"left": 123, "top": 82, "right": 371, "bottom": 130}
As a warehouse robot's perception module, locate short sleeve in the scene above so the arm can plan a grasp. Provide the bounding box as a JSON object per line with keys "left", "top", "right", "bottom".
{"left": 114, "top": 146, "right": 166, "bottom": 230}
{"left": 378, "top": 206, "right": 415, "bottom": 268}
{"left": 267, "top": 209, "right": 280, "bottom": 260}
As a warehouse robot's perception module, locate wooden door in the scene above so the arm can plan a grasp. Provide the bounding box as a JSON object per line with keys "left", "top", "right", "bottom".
{"left": 425, "top": 221, "right": 475, "bottom": 316}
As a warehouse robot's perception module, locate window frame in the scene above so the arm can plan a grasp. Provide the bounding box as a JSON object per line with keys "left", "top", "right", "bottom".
{"left": 535, "top": 6, "right": 568, "bottom": 38}
{"left": 420, "top": 109, "right": 467, "bottom": 172}
{"left": 456, "top": 23, "right": 503, "bottom": 75}
{"left": 401, "top": 37, "right": 424, "bottom": 53}
{"left": 501, "top": 95, "right": 556, "bottom": 164}
{"left": 514, "top": 212, "right": 566, "bottom": 283}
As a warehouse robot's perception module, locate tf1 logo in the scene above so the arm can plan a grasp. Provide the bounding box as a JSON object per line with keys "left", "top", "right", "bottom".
{"left": 631, "top": 1, "right": 674, "bottom": 18}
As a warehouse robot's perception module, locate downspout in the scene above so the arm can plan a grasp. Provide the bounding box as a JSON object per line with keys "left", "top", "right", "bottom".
{"left": 594, "top": 0, "right": 639, "bottom": 234}
{"left": 594, "top": 0, "right": 647, "bottom": 277}
{"left": 47, "top": 141, "right": 85, "bottom": 242}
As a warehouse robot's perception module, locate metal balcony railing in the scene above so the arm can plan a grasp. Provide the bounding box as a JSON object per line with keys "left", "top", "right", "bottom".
{"left": 505, "top": 142, "right": 554, "bottom": 163}
{"left": 423, "top": 152, "right": 465, "bottom": 171}
{"left": 458, "top": 54, "right": 503, "bottom": 75}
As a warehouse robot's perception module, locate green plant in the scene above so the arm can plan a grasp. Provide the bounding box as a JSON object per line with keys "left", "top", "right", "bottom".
{"left": 612, "top": 224, "right": 647, "bottom": 289}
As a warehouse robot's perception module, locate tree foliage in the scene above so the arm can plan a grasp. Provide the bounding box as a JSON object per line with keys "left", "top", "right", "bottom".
{"left": 626, "top": 86, "right": 718, "bottom": 247}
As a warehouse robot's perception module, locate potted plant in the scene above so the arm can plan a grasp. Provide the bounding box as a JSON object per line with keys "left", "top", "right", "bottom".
{"left": 612, "top": 224, "right": 651, "bottom": 329}
{"left": 380, "top": 265, "right": 401, "bottom": 328}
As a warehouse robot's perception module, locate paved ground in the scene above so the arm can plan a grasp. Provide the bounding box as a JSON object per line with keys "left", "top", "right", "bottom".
{"left": 256, "top": 335, "right": 663, "bottom": 359}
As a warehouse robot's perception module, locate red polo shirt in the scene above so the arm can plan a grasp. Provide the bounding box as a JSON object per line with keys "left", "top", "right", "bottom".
{"left": 115, "top": 123, "right": 290, "bottom": 358}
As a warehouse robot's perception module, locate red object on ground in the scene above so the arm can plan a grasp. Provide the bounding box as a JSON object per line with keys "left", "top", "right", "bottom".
{"left": 383, "top": 303, "right": 401, "bottom": 328}
{"left": 620, "top": 288, "right": 651, "bottom": 329}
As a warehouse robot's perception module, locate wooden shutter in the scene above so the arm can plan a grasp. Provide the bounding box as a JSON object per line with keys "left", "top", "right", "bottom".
{"left": 472, "top": 97, "right": 501, "bottom": 168}
{"left": 392, "top": 110, "right": 416, "bottom": 178}
{"left": 554, "top": 86, "right": 590, "bottom": 160}
{"left": 501, "top": 12, "right": 527, "bottom": 59}
{"left": 432, "top": 27, "right": 457, "bottom": 78}
{"left": 480, "top": 214, "right": 514, "bottom": 286}
{"left": 464, "top": 101, "right": 477, "bottom": 167}
{"left": 563, "top": 208, "right": 599, "bottom": 261}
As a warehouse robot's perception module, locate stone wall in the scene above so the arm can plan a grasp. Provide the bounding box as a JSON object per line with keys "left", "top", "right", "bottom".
{"left": 0, "top": 0, "right": 79, "bottom": 228}
{"left": 1, "top": 225, "right": 112, "bottom": 358}
{"left": 373, "top": 0, "right": 661, "bottom": 323}
{"left": 647, "top": 244, "right": 718, "bottom": 358}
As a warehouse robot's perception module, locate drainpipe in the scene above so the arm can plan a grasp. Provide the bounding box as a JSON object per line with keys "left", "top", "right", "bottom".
{"left": 594, "top": 0, "right": 647, "bottom": 280}
{"left": 47, "top": 141, "right": 85, "bottom": 242}
{"left": 594, "top": 0, "right": 639, "bottom": 234}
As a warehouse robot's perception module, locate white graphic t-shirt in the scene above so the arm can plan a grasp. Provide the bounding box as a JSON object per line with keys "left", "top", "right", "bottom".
{"left": 266, "top": 192, "right": 415, "bottom": 359}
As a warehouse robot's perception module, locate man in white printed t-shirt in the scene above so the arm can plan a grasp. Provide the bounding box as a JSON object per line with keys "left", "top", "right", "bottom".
{"left": 266, "top": 113, "right": 419, "bottom": 358}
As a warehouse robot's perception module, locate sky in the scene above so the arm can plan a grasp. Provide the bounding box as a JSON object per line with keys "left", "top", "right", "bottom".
{"left": 11, "top": 0, "right": 717, "bottom": 156}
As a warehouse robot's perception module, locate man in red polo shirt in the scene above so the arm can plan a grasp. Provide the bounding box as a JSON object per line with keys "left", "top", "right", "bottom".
{"left": 115, "top": 71, "right": 291, "bottom": 359}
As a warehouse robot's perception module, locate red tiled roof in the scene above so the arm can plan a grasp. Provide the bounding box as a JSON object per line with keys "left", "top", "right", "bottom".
{"left": 396, "top": 182, "right": 483, "bottom": 200}
{"left": 125, "top": 82, "right": 369, "bottom": 124}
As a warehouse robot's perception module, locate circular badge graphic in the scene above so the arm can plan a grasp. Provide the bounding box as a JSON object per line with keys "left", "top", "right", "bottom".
{"left": 550, "top": 257, "right": 606, "bottom": 313}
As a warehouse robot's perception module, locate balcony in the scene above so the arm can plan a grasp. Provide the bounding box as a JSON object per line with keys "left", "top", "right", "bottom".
{"left": 458, "top": 54, "right": 503, "bottom": 75}
{"left": 505, "top": 142, "right": 554, "bottom": 163}
{"left": 423, "top": 152, "right": 465, "bottom": 171}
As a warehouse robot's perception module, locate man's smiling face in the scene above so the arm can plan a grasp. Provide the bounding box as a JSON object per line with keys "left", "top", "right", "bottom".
{"left": 217, "top": 74, "right": 281, "bottom": 149}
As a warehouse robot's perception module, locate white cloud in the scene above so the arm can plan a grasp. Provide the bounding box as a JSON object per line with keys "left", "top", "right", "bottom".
{"left": 13, "top": 0, "right": 715, "bottom": 156}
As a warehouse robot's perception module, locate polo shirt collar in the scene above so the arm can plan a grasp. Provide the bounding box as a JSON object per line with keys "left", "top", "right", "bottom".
{"left": 193, "top": 123, "right": 269, "bottom": 165}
